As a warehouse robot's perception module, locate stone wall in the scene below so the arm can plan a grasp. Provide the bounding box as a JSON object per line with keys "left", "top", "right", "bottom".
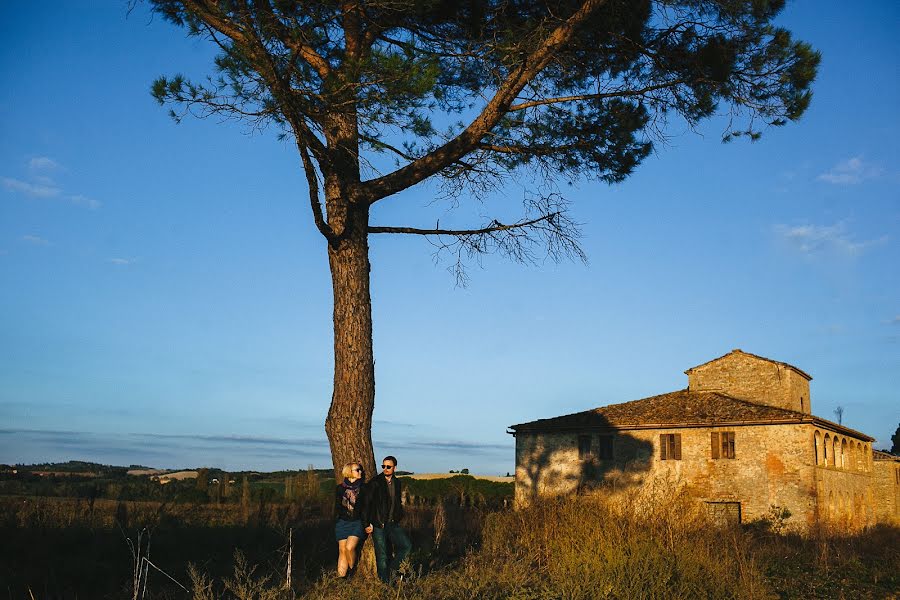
{"left": 872, "top": 455, "right": 900, "bottom": 525}
{"left": 515, "top": 422, "right": 877, "bottom": 531}
{"left": 687, "top": 352, "right": 811, "bottom": 414}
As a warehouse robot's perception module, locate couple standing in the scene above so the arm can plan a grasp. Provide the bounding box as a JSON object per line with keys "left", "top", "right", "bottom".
{"left": 334, "top": 455, "right": 412, "bottom": 583}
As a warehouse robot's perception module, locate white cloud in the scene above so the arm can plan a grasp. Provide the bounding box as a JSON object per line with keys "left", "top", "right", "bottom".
{"left": 2, "top": 177, "right": 61, "bottom": 198}
{"left": 31, "top": 174, "right": 56, "bottom": 186}
{"left": 28, "top": 156, "right": 61, "bottom": 172}
{"left": 107, "top": 258, "right": 134, "bottom": 265}
{"left": 817, "top": 156, "right": 882, "bottom": 185}
{"left": 21, "top": 234, "right": 50, "bottom": 245}
{"left": 69, "top": 194, "right": 101, "bottom": 210}
{"left": 773, "top": 222, "right": 886, "bottom": 257}
{"left": 3, "top": 157, "right": 100, "bottom": 210}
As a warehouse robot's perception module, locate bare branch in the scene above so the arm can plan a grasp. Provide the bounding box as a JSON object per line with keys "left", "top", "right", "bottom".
{"left": 368, "top": 213, "right": 559, "bottom": 236}
{"left": 371, "top": 193, "right": 585, "bottom": 286}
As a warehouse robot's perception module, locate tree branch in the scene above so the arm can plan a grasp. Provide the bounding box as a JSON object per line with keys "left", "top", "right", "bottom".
{"left": 359, "top": 134, "right": 416, "bottom": 161}
{"left": 478, "top": 143, "right": 585, "bottom": 156}
{"left": 297, "top": 143, "right": 336, "bottom": 242}
{"left": 368, "top": 213, "right": 559, "bottom": 236}
{"left": 361, "top": 0, "right": 609, "bottom": 204}
{"left": 249, "top": 0, "right": 334, "bottom": 79}
{"left": 508, "top": 79, "right": 689, "bottom": 112}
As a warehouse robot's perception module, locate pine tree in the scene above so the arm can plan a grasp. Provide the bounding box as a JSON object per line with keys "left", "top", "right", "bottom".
{"left": 150, "top": 0, "right": 819, "bottom": 478}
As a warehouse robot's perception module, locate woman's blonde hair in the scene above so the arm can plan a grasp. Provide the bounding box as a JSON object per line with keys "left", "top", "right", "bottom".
{"left": 341, "top": 462, "right": 362, "bottom": 479}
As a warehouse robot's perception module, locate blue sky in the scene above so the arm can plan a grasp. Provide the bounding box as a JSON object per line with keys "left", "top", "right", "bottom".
{"left": 1, "top": 2, "right": 897, "bottom": 475}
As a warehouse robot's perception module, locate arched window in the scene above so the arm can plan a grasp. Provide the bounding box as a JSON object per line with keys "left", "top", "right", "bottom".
{"left": 841, "top": 439, "right": 848, "bottom": 469}
{"left": 823, "top": 434, "right": 830, "bottom": 466}
{"left": 814, "top": 431, "right": 821, "bottom": 465}
{"left": 832, "top": 437, "right": 838, "bottom": 468}
{"left": 858, "top": 443, "right": 864, "bottom": 471}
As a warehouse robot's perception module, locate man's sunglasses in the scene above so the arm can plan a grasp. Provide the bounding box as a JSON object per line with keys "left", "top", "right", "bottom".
{"left": 381, "top": 465, "right": 395, "bottom": 470}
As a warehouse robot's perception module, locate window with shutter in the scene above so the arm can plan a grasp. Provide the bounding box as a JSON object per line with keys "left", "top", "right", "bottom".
{"left": 660, "top": 433, "right": 682, "bottom": 461}
{"left": 711, "top": 431, "right": 736, "bottom": 459}
{"left": 722, "top": 432, "right": 735, "bottom": 459}
{"left": 597, "top": 435, "right": 614, "bottom": 460}
{"left": 578, "top": 435, "right": 592, "bottom": 460}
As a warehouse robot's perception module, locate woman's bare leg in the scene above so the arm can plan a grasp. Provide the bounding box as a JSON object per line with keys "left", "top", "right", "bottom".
{"left": 337, "top": 539, "right": 349, "bottom": 577}
{"left": 345, "top": 535, "right": 360, "bottom": 571}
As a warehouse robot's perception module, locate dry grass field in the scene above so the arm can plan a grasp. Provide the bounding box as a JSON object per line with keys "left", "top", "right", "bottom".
{"left": 406, "top": 473, "right": 514, "bottom": 483}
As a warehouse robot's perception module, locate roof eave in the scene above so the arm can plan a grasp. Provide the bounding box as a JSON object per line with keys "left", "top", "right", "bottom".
{"left": 513, "top": 416, "right": 874, "bottom": 441}
{"left": 810, "top": 417, "right": 875, "bottom": 442}
{"left": 511, "top": 417, "right": 816, "bottom": 433}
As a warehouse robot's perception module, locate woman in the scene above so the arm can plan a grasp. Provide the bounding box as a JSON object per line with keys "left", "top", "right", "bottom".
{"left": 334, "top": 461, "right": 367, "bottom": 577}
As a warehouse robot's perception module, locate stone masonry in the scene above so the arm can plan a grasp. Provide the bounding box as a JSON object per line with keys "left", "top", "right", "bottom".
{"left": 873, "top": 451, "right": 900, "bottom": 525}
{"left": 510, "top": 350, "right": 898, "bottom": 531}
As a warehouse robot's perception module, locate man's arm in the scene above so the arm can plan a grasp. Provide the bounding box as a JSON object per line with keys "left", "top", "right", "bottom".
{"left": 362, "top": 478, "right": 375, "bottom": 529}
{"left": 396, "top": 478, "right": 404, "bottom": 522}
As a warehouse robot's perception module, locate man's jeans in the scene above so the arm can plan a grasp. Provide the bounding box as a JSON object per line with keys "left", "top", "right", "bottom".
{"left": 371, "top": 523, "right": 412, "bottom": 583}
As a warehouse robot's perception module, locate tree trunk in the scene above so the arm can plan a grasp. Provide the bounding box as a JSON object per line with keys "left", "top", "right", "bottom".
{"left": 324, "top": 201, "right": 377, "bottom": 482}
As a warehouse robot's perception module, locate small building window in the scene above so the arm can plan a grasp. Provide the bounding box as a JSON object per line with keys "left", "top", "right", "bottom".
{"left": 814, "top": 431, "right": 821, "bottom": 465}
{"left": 659, "top": 433, "right": 682, "bottom": 460}
{"left": 823, "top": 434, "right": 830, "bottom": 466}
{"left": 711, "top": 431, "right": 736, "bottom": 459}
{"left": 597, "top": 435, "right": 614, "bottom": 460}
{"left": 705, "top": 501, "right": 741, "bottom": 526}
{"left": 578, "top": 435, "right": 592, "bottom": 460}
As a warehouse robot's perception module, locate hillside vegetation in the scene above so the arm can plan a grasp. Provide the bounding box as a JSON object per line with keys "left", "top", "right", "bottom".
{"left": 3, "top": 464, "right": 897, "bottom": 599}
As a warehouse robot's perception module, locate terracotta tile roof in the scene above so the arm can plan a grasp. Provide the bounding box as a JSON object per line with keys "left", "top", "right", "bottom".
{"left": 684, "top": 349, "right": 812, "bottom": 380}
{"left": 509, "top": 389, "right": 811, "bottom": 431}
{"left": 509, "top": 390, "right": 873, "bottom": 441}
{"left": 874, "top": 450, "right": 900, "bottom": 462}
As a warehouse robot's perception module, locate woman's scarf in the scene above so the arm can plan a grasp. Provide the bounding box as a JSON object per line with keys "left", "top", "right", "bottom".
{"left": 339, "top": 477, "right": 363, "bottom": 516}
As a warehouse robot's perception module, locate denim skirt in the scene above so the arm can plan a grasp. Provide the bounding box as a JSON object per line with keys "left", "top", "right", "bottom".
{"left": 335, "top": 518, "right": 364, "bottom": 541}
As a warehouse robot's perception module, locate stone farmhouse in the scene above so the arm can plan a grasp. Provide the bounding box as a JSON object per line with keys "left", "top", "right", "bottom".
{"left": 509, "top": 349, "right": 900, "bottom": 530}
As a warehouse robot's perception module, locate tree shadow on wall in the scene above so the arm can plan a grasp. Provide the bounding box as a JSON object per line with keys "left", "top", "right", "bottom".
{"left": 516, "top": 416, "right": 655, "bottom": 505}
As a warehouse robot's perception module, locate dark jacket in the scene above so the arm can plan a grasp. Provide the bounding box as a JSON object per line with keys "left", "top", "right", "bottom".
{"left": 334, "top": 481, "right": 366, "bottom": 521}
{"left": 364, "top": 473, "right": 404, "bottom": 527}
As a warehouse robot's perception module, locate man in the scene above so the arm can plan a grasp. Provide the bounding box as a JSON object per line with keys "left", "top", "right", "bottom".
{"left": 364, "top": 455, "right": 412, "bottom": 583}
